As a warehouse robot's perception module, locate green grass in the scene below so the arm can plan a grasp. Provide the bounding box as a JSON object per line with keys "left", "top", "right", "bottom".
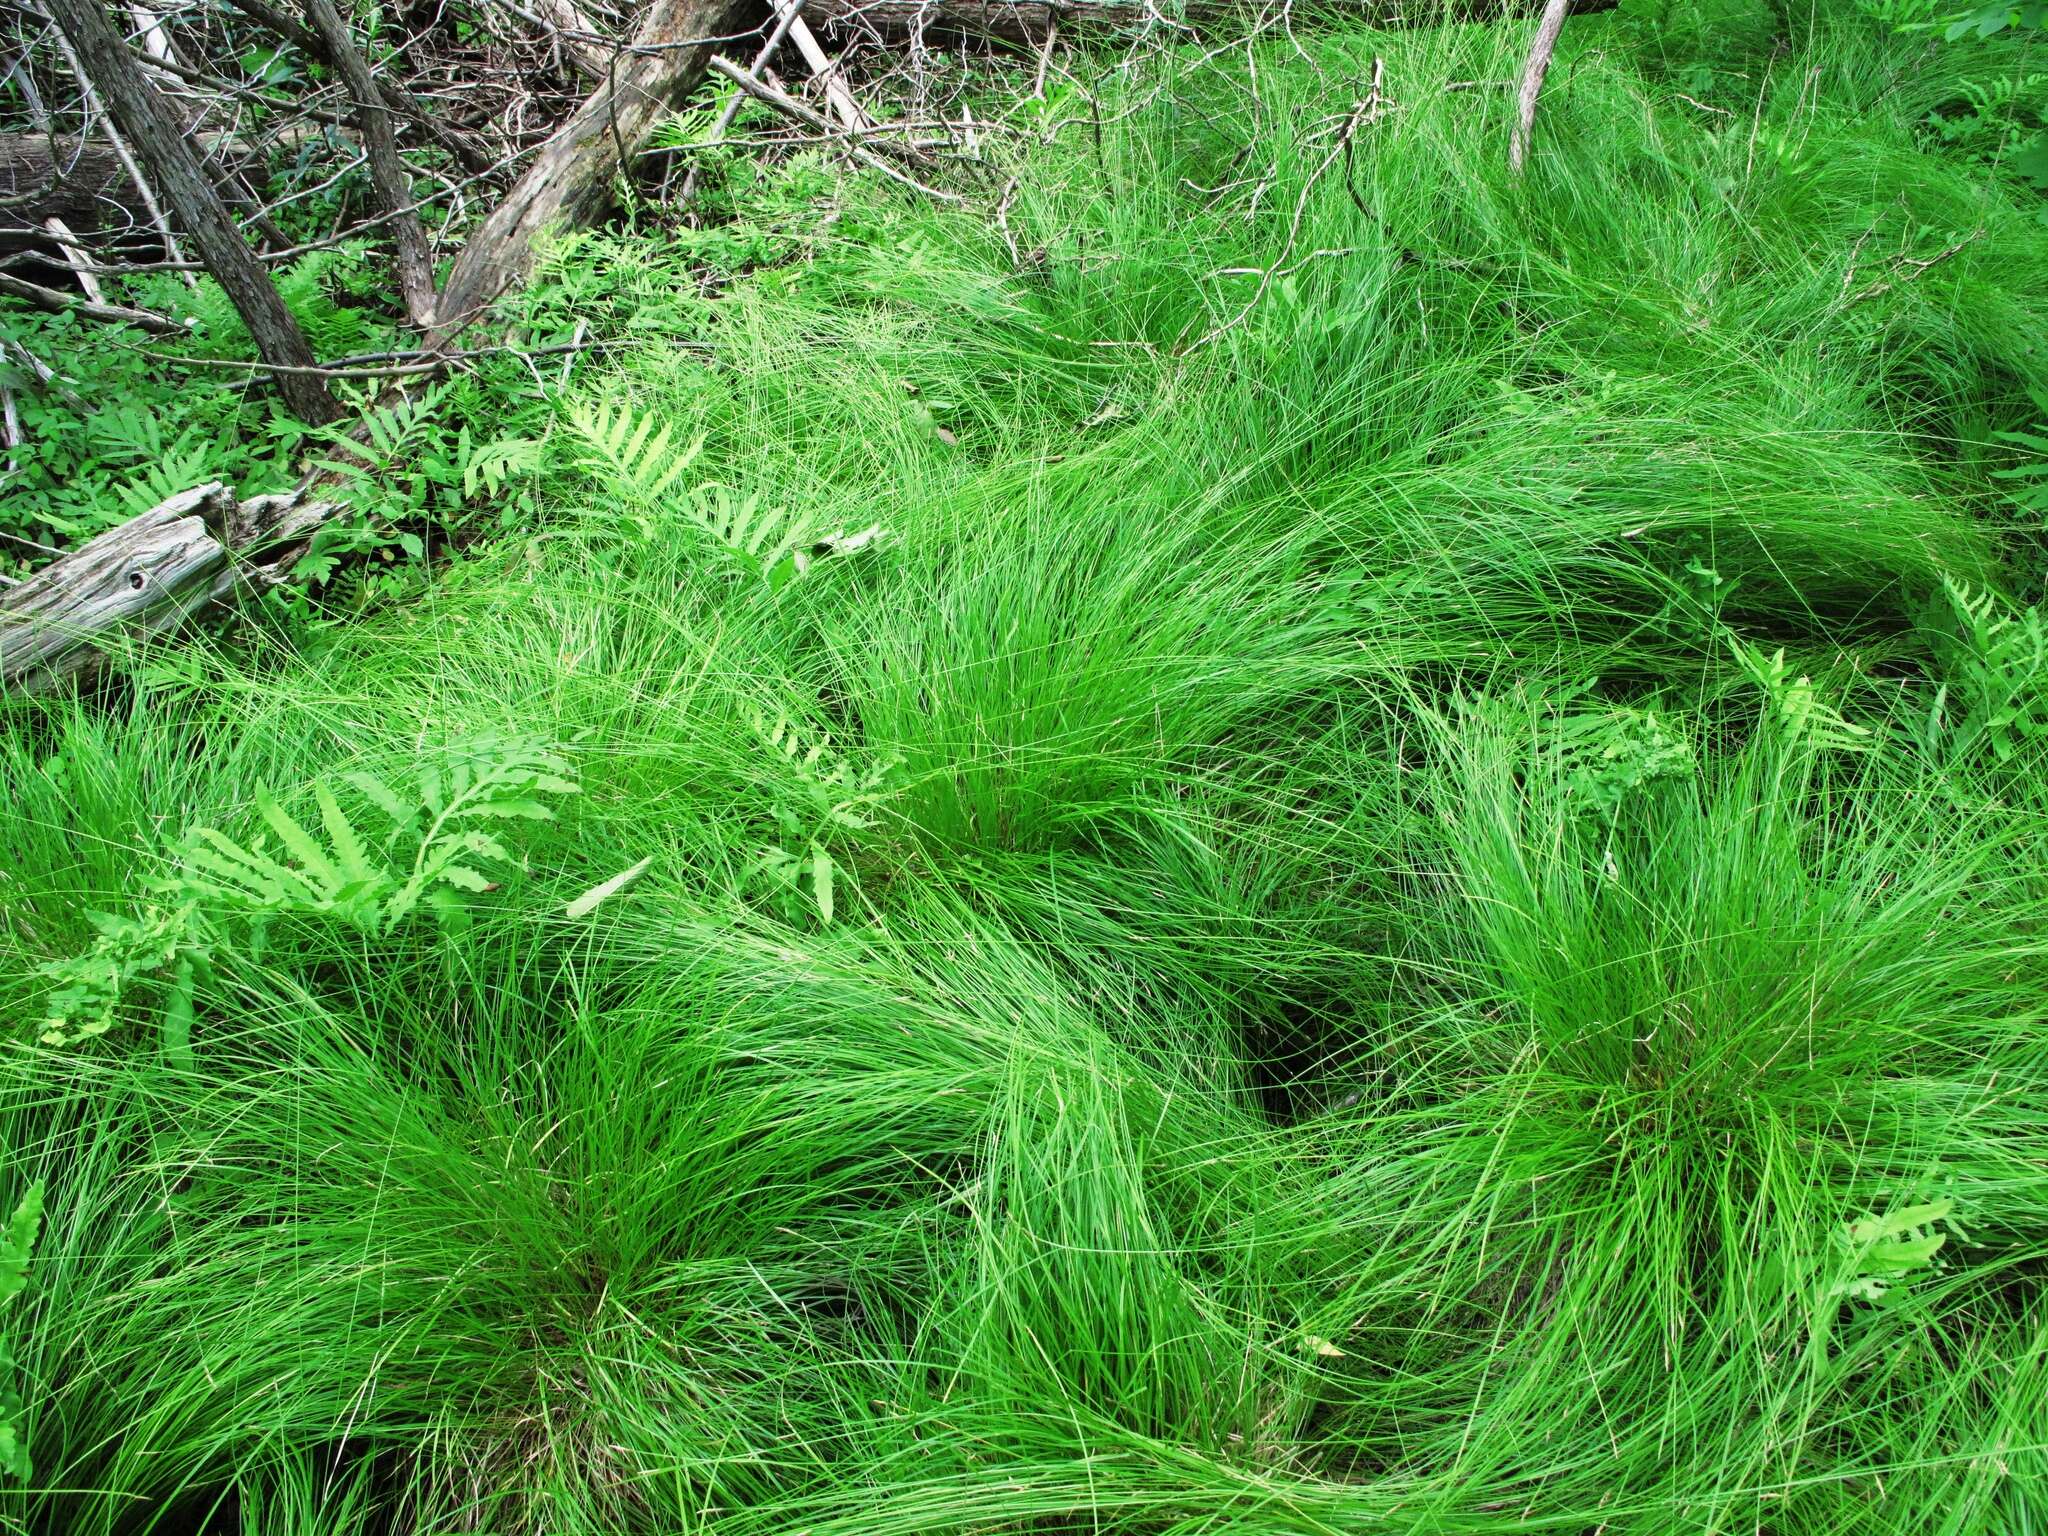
{"left": 5, "top": 3, "right": 2048, "bottom": 1531}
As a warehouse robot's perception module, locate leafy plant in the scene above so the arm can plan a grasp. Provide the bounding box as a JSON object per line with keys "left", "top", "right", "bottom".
{"left": 1834, "top": 1199, "right": 1960, "bottom": 1303}
{"left": 179, "top": 735, "right": 579, "bottom": 938}
{"left": 1928, "top": 575, "right": 2047, "bottom": 763}
{"left": 1992, "top": 390, "right": 2048, "bottom": 514}
{"left": 35, "top": 736, "right": 577, "bottom": 1054}
{"left": 746, "top": 710, "right": 903, "bottom": 925}
{"left": 566, "top": 399, "right": 886, "bottom": 587}
{"left": 0, "top": 1180, "right": 44, "bottom": 1483}
{"left": 1728, "top": 637, "right": 1873, "bottom": 752}
{"left": 35, "top": 901, "right": 207, "bottom": 1053}
{"left": 1947, "top": 1, "right": 2048, "bottom": 39}
{"left": 1545, "top": 690, "right": 1696, "bottom": 817}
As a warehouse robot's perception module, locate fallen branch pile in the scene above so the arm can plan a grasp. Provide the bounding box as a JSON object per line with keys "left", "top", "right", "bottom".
{"left": 2, "top": 0, "right": 1600, "bottom": 690}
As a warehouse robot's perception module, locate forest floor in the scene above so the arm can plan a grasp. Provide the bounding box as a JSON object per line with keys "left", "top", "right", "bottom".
{"left": 5, "top": 3, "right": 2048, "bottom": 1532}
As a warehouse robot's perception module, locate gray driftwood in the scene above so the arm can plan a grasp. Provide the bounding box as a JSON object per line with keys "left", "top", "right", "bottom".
{"left": 0, "top": 483, "right": 335, "bottom": 690}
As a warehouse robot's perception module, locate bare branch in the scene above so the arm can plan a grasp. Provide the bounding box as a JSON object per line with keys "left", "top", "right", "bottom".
{"left": 0, "top": 269, "right": 189, "bottom": 333}
{"left": 301, "top": 0, "right": 438, "bottom": 325}
{"left": 1510, "top": 0, "right": 1571, "bottom": 174}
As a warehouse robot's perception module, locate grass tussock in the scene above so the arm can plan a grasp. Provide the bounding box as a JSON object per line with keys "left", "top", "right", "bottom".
{"left": 4, "top": 4, "right": 2048, "bottom": 1532}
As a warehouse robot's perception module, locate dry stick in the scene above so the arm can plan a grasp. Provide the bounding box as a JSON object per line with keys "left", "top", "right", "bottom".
{"left": 8, "top": 0, "right": 741, "bottom": 686}
{"left": 490, "top": 0, "right": 612, "bottom": 80}
{"left": 0, "top": 269, "right": 189, "bottom": 333}
{"left": 428, "top": 0, "right": 746, "bottom": 342}
{"left": 301, "top": 0, "right": 438, "bottom": 326}
{"left": 214, "top": 0, "right": 495, "bottom": 175}
{"left": 787, "top": 14, "right": 870, "bottom": 130}
{"left": 678, "top": 0, "right": 808, "bottom": 205}
{"left": 129, "top": 337, "right": 599, "bottom": 379}
{"left": 1181, "top": 58, "right": 1385, "bottom": 352}
{"left": 1509, "top": 0, "right": 1571, "bottom": 174}
{"left": 2, "top": 381, "right": 19, "bottom": 480}
{"left": 705, "top": 53, "right": 960, "bottom": 201}
{"left": 40, "top": 215, "right": 103, "bottom": 302}
{"left": 32, "top": 0, "right": 201, "bottom": 290}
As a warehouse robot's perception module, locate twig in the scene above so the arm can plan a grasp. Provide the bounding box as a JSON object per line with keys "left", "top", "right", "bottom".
{"left": 678, "top": 0, "right": 808, "bottom": 206}
{"left": 1181, "top": 59, "right": 1386, "bottom": 352}
{"left": 214, "top": 0, "right": 495, "bottom": 175}
{"left": 124, "top": 337, "right": 600, "bottom": 379}
{"left": 0, "top": 528, "right": 65, "bottom": 557}
{"left": 1841, "top": 228, "right": 1984, "bottom": 307}
{"left": 31, "top": 0, "right": 201, "bottom": 289}
{"left": 40, "top": 217, "right": 103, "bottom": 303}
{"left": 706, "top": 53, "right": 961, "bottom": 202}
{"left": 2, "top": 381, "right": 19, "bottom": 478}
{"left": 1510, "top": 0, "right": 1572, "bottom": 174}
{"left": 0, "top": 271, "right": 190, "bottom": 335}
{"left": 787, "top": 13, "right": 869, "bottom": 130}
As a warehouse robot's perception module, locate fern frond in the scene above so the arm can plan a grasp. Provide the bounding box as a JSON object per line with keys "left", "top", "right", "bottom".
{"left": 567, "top": 399, "right": 705, "bottom": 507}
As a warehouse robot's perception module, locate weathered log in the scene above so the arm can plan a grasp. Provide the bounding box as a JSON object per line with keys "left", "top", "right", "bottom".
{"left": 0, "top": 132, "right": 302, "bottom": 240}
{"left": 0, "top": 135, "right": 133, "bottom": 233}
{"left": 430, "top": 0, "right": 749, "bottom": 340}
{"left": 806, "top": 0, "right": 1611, "bottom": 40}
{"left": 0, "top": 483, "right": 336, "bottom": 690}
{"left": 0, "top": 270, "right": 189, "bottom": 334}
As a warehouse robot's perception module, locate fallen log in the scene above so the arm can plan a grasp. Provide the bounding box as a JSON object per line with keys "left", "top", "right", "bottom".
{"left": 0, "top": 135, "right": 133, "bottom": 234}
{"left": 430, "top": 0, "right": 749, "bottom": 338}
{"left": 0, "top": 270, "right": 190, "bottom": 334}
{"left": 0, "top": 483, "right": 335, "bottom": 690}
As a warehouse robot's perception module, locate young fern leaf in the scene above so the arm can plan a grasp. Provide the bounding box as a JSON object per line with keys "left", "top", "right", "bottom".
{"left": 1938, "top": 575, "right": 2047, "bottom": 764}
{"left": 567, "top": 398, "right": 705, "bottom": 508}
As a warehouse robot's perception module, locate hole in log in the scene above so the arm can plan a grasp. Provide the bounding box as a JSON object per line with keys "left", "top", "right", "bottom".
{"left": 129, "top": 571, "right": 148, "bottom": 591}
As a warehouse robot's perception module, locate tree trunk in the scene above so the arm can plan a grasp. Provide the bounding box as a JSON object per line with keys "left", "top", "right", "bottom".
{"left": 430, "top": 0, "right": 746, "bottom": 341}
{"left": 301, "top": 0, "right": 439, "bottom": 327}
{"left": 42, "top": 0, "right": 340, "bottom": 423}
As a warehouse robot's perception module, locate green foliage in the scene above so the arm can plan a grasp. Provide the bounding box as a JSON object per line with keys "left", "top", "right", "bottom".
{"left": 746, "top": 712, "right": 903, "bottom": 925}
{"left": 1993, "top": 390, "right": 2048, "bottom": 513}
{"left": 0, "top": 1181, "right": 43, "bottom": 1484}
{"left": 1729, "top": 638, "right": 1874, "bottom": 752}
{"left": 567, "top": 398, "right": 887, "bottom": 587}
{"left": 1928, "top": 574, "right": 2048, "bottom": 763}
{"left": 33, "top": 736, "right": 577, "bottom": 1055}
{"left": 1948, "top": 1, "right": 2048, "bottom": 38}
{"left": 181, "top": 736, "right": 577, "bottom": 936}
{"left": 34, "top": 902, "right": 206, "bottom": 1051}
{"left": 6, "top": 11, "right": 2048, "bottom": 1535}
{"left": 1835, "top": 1199, "right": 1961, "bottom": 1303}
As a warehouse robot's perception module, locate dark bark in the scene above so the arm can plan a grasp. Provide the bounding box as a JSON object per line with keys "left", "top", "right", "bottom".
{"left": 301, "top": 0, "right": 438, "bottom": 326}
{"left": 430, "top": 0, "right": 746, "bottom": 342}
{"left": 41, "top": 0, "right": 339, "bottom": 423}
{"left": 0, "top": 135, "right": 131, "bottom": 232}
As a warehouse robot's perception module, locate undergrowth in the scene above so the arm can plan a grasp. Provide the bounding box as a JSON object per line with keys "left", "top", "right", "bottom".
{"left": 3, "top": 3, "right": 2047, "bottom": 1532}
